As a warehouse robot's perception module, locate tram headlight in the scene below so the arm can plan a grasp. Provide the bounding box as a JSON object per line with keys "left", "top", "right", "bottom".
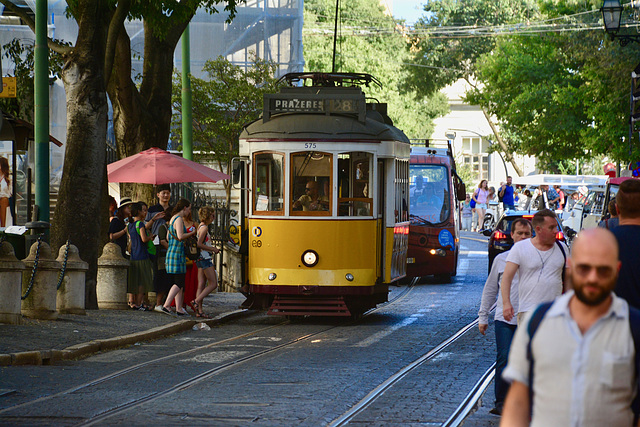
{"left": 345, "top": 273, "right": 354, "bottom": 282}
{"left": 268, "top": 273, "right": 277, "bottom": 281}
{"left": 429, "top": 249, "right": 447, "bottom": 257}
{"left": 301, "top": 250, "right": 319, "bottom": 267}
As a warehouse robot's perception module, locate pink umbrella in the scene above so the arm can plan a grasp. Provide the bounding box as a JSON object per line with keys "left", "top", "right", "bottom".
{"left": 107, "top": 147, "right": 230, "bottom": 184}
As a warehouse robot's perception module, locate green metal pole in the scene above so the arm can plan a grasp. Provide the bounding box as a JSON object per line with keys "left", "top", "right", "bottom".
{"left": 181, "top": 25, "right": 193, "bottom": 161}
{"left": 34, "top": 0, "right": 49, "bottom": 224}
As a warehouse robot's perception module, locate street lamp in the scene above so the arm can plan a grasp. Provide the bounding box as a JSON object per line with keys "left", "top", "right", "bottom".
{"left": 601, "top": 0, "right": 640, "bottom": 46}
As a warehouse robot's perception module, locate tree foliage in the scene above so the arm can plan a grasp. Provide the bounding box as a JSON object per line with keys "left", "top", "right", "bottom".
{"left": 407, "top": 0, "right": 640, "bottom": 166}
{"left": 0, "top": 38, "right": 69, "bottom": 122}
{"left": 405, "top": 0, "right": 539, "bottom": 97}
{"left": 171, "top": 55, "right": 281, "bottom": 199}
{"left": 465, "top": 3, "right": 640, "bottom": 165}
{"left": 303, "top": 0, "right": 449, "bottom": 139}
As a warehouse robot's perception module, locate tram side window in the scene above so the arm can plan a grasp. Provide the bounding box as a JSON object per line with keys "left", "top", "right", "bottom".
{"left": 338, "top": 152, "right": 373, "bottom": 217}
{"left": 290, "top": 151, "right": 332, "bottom": 215}
{"left": 253, "top": 152, "right": 284, "bottom": 214}
{"left": 395, "top": 159, "right": 408, "bottom": 222}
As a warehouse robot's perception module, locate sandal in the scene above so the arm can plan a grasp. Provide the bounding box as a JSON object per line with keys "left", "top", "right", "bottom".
{"left": 128, "top": 302, "right": 140, "bottom": 310}
{"left": 188, "top": 300, "right": 198, "bottom": 314}
{"left": 196, "top": 311, "right": 211, "bottom": 319}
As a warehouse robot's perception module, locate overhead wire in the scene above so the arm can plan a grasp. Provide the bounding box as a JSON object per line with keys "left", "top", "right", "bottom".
{"left": 304, "top": 7, "right": 618, "bottom": 39}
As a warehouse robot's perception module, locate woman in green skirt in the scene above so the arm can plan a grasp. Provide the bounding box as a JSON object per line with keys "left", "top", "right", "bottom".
{"left": 127, "top": 202, "right": 155, "bottom": 310}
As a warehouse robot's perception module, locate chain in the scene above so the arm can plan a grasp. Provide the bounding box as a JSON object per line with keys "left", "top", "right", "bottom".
{"left": 56, "top": 239, "right": 70, "bottom": 290}
{"left": 21, "top": 234, "right": 43, "bottom": 300}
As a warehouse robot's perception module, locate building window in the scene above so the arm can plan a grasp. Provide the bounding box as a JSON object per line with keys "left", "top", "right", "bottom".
{"left": 462, "top": 137, "right": 489, "bottom": 181}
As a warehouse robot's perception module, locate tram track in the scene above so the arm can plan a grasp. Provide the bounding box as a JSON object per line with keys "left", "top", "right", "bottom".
{"left": 0, "top": 280, "right": 418, "bottom": 425}
{"left": 328, "top": 315, "right": 494, "bottom": 427}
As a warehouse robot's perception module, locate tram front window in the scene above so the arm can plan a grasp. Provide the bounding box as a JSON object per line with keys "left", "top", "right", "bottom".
{"left": 253, "top": 152, "right": 284, "bottom": 214}
{"left": 291, "top": 151, "right": 331, "bottom": 215}
{"left": 409, "top": 164, "right": 450, "bottom": 224}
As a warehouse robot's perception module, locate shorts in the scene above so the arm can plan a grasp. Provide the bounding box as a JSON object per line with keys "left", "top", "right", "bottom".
{"left": 476, "top": 203, "right": 487, "bottom": 209}
{"left": 196, "top": 258, "right": 214, "bottom": 269}
{"left": 169, "top": 273, "right": 186, "bottom": 289}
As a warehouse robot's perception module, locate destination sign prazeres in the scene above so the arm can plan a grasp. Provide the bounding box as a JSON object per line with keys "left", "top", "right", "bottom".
{"left": 263, "top": 93, "right": 366, "bottom": 122}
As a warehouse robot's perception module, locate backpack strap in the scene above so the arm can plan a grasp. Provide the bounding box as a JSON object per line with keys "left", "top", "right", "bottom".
{"left": 555, "top": 241, "right": 567, "bottom": 290}
{"left": 628, "top": 306, "right": 640, "bottom": 423}
{"left": 526, "top": 301, "right": 554, "bottom": 416}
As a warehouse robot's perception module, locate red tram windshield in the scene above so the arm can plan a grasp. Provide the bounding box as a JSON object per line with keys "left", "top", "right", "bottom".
{"left": 409, "top": 164, "right": 451, "bottom": 225}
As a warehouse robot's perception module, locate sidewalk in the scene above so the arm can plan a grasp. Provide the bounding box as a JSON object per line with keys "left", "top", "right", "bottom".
{"left": 0, "top": 292, "right": 247, "bottom": 366}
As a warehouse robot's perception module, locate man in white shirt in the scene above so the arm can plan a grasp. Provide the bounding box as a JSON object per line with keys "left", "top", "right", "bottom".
{"left": 502, "top": 209, "right": 570, "bottom": 323}
{"left": 501, "top": 228, "right": 639, "bottom": 426}
{"left": 478, "top": 218, "right": 532, "bottom": 415}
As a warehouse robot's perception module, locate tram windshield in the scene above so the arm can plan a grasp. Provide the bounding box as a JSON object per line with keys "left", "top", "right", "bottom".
{"left": 290, "top": 151, "right": 332, "bottom": 215}
{"left": 409, "top": 164, "right": 450, "bottom": 224}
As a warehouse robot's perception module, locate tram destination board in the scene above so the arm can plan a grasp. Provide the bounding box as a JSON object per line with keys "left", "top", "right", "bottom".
{"left": 263, "top": 93, "right": 366, "bottom": 122}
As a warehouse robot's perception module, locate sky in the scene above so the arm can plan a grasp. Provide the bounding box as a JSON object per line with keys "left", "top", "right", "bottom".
{"left": 391, "top": 0, "right": 426, "bottom": 25}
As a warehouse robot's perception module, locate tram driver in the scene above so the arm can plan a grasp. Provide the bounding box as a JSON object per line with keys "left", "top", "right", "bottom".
{"left": 293, "top": 180, "right": 329, "bottom": 211}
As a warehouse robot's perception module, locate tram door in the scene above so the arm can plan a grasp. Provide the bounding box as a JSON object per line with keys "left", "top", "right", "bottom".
{"left": 377, "top": 159, "right": 385, "bottom": 279}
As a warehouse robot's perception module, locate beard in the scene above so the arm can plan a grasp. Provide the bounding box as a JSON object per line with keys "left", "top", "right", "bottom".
{"left": 572, "top": 276, "right": 617, "bottom": 306}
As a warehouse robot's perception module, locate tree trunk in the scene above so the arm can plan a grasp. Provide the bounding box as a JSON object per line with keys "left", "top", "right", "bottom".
{"left": 482, "top": 109, "right": 523, "bottom": 177}
{"left": 109, "top": 19, "right": 189, "bottom": 204}
{"left": 51, "top": 4, "right": 109, "bottom": 310}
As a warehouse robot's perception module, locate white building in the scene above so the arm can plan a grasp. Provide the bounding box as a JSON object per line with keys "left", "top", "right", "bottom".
{"left": 429, "top": 79, "right": 537, "bottom": 187}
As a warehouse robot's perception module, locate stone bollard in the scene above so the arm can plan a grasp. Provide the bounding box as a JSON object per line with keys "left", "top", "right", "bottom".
{"left": 56, "top": 244, "right": 88, "bottom": 315}
{"left": 97, "top": 243, "right": 129, "bottom": 309}
{"left": 21, "top": 240, "right": 62, "bottom": 320}
{"left": 0, "top": 241, "right": 26, "bottom": 324}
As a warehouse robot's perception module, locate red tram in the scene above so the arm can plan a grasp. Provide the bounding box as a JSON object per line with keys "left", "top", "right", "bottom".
{"left": 406, "top": 143, "right": 466, "bottom": 281}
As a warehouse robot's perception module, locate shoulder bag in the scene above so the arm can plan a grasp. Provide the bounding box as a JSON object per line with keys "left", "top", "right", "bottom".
{"left": 168, "top": 218, "right": 200, "bottom": 261}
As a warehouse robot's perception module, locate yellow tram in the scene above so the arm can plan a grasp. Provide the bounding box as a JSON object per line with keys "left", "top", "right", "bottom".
{"left": 237, "top": 73, "right": 410, "bottom": 317}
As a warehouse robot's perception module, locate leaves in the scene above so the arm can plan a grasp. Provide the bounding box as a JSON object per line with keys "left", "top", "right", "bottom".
{"left": 171, "top": 55, "right": 280, "bottom": 191}
{"left": 303, "top": 0, "right": 449, "bottom": 138}
{"left": 410, "top": 0, "right": 640, "bottom": 165}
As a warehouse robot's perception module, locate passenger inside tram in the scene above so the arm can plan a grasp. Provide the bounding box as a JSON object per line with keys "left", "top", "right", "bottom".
{"left": 292, "top": 180, "right": 329, "bottom": 211}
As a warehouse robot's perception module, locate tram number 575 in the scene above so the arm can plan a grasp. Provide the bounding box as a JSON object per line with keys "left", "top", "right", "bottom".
{"left": 304, "top": 143, "right": 317, "bottom": 149}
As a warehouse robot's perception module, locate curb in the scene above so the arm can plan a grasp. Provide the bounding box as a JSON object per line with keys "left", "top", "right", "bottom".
{"left": 0, "top": 309, "right": 250, "bottom": 366}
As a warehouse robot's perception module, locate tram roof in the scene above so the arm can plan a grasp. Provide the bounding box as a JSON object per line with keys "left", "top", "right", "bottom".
{"left": 240, "top": 111, "right": 410, "bottom": 143}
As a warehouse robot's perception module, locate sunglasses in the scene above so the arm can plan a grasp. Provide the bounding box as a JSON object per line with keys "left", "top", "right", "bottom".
{"left": 574, "top": 264, "right": 615, "bottom": 279}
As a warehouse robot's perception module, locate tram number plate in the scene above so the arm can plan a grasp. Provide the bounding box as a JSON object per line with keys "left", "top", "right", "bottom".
{"left": 407, "top": 258, "right": 415, "bottom": 264}
{"left": 252, "top": 239, "right": 262, "bottom": 248}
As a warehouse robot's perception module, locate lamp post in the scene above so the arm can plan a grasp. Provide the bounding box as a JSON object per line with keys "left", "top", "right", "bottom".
{"left": 601, "top": 0, "right": 640, "bottom": 46}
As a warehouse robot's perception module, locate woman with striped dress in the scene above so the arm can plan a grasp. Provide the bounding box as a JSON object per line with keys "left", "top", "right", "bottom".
{"left": 160, "top": 199, "right": 197, "bottom": 316}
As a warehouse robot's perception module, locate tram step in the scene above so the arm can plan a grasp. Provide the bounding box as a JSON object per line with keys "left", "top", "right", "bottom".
{"left": 268, "top": 296, "right": 351, "bottom": 317}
